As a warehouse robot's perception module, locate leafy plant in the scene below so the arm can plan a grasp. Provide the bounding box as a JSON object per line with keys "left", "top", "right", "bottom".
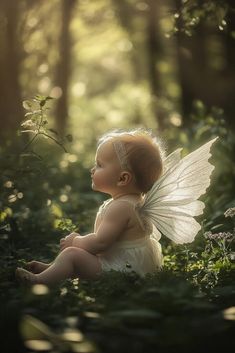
{"left": 21, "top": 95, "right": 71, "bottom": 153}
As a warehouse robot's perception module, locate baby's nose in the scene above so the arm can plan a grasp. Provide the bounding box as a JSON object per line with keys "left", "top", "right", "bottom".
{"left": 90, "top": 166, "right": 95, "bottom": 174}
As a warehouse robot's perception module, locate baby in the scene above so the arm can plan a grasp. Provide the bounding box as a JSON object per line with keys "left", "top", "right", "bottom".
{"left": 16, "top": 130, "right": 164, "bottom": 285}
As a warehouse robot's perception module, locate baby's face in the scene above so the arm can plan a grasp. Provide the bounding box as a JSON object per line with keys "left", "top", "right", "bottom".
{"left": 90, "top": 141, "right": 122, "bottom": 194}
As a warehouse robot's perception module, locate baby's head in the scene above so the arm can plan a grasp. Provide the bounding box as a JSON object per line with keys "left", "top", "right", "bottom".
{"left": 98, "top": 129, "right": 163, "bottom": 193}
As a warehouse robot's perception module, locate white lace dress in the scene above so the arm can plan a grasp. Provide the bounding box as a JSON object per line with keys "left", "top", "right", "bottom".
{"left": 97, "top": 199, "right": 163, "bottom": 277}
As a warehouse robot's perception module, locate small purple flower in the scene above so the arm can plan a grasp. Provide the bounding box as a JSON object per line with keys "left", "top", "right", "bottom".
{"left": 204, "top": 231, "right": 235, "bottom": 242}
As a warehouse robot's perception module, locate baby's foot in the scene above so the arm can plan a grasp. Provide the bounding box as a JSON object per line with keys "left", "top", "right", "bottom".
{"left": 15, "top": 267, "right": 38, "bottom": 285}
{"left": 26, "top": 261, "right": 50, "bottom": 274}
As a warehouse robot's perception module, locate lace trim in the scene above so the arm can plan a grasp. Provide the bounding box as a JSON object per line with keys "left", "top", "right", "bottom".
{"left": 112, "top": 140, "right": 131, "bottom": 170}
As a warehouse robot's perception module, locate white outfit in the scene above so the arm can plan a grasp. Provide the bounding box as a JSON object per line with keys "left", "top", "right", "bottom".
{"left": 97, "top": 199, "right": 163, "bottom": 277}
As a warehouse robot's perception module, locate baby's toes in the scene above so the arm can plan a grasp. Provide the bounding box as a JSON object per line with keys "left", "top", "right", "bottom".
{"left": 26, "top": 261, "right": 37, "bottom": 273}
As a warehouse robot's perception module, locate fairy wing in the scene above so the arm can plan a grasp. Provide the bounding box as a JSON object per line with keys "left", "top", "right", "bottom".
{"left": 140, "top": 138, "right": 218, "bottom": 244}
{"left": 162, "top": 148, "right": 182, "bottom": 173}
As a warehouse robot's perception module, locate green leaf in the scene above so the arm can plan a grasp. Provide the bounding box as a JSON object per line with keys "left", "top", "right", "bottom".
{"left": 45, "top": 96, "right": 54, "bottom": 101}
{"left": 24, "top": 112, "right": 34, "bottom": 117}
{"left": 40, "top": 100, "right": 46, "bottom": 107}
{"left": 34, "top": 95, "right": 54, "bottom": 107}
{"left": 34, "top": 95, "right": 45, "bottom": 101}
{"left": 22, "top": 100, "right": 33, "bottom": 110}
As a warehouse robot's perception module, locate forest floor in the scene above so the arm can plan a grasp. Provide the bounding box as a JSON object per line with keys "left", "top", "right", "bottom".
{"left": 1, "top": 232, "right": 235, "bottom": 353}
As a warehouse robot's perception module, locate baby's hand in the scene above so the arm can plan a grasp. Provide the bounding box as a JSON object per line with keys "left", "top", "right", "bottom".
{"left": 60, "top": 232, "right": 80, "bottom": 251}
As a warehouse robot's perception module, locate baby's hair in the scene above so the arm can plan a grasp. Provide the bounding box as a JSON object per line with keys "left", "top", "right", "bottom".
{"left": 98, "top": 129, "right": 164, "bottom": 193}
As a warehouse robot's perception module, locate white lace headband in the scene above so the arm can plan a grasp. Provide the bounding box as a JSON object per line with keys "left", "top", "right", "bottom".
{"left": 112, "top": 140, "right": 131, "bottom": 170}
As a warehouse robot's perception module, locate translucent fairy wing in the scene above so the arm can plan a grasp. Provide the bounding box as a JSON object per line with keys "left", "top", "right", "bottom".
{"left": 141, "top": 138, "right": 218, "bottom": 244}
{"left": 162, "top": 148, "right": 182, "bottom": 173}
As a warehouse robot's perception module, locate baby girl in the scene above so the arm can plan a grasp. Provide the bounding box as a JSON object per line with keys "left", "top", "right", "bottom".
{"left": 16, "top": 130, "right": 164, "bottom": 285}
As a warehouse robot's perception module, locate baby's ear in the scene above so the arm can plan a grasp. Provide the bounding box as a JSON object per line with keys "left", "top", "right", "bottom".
{"left": 117, "top": 171, "right": 132, "bottom": 186}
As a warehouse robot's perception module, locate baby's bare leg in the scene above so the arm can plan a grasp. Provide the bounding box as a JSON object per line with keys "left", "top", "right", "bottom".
{"left": 26, "top": 261, "right": 51, "bottom": 274}
{"left": 16, "top": 247, "right": 102, "bottom": 285}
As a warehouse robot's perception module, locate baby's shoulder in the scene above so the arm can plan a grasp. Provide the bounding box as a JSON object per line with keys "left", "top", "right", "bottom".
{"left": 97, "top": 198, "right": 112, "bottom": 214}
{"left": 106, "top": 199, "right": 134, "bottom": 215}
{"left": 98, "top": 198, "right": 137, "bottom": 220}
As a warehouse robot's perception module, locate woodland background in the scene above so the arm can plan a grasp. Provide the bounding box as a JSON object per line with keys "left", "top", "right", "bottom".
{"left": 0, "top": 1, "right": 235, "bottom": 353}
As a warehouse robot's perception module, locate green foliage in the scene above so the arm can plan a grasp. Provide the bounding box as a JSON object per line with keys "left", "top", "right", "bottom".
{"left": 21, "top": 95, "right": 71, "bottom": 153}
{"left": 55, "top": 218, "right": 78, "bottom": 233}
{"left": 172, "top": 0, "right": 230, "bottom": 37}
{"left": 1, "top": 98, "right": 235, "bottom": 352}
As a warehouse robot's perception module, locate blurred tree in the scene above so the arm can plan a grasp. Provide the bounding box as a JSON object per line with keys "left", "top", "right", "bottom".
{"left": 0, "top": 0, "right": 235, "bottom": 139}
{"left": 112, "top": 0, "right": 166, "bottom": 130}
{"left": 146, "top": 0, "right": 166, "bottom": 130}
{"left": 223, "top": 0, "right": 235, "bottom": 128}
{"left": 0, "top": 0, "right": 23, "bottom": 137}
{"left": 173, "top": 0, "right": 235, "bottom": 129}
{"left": 112, "top": 0, "right": 146, "bottom": 81}
{"left": 174, "top": 0, "right": 195, "bottom": 125}
{"left": 55, "top": 0, "right": 77, "bottom": 135}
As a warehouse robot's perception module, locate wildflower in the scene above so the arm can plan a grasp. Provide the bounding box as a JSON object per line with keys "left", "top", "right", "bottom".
{"left": 224, "top": 208, "right": 235, "bottom": 218}
{"left": 230, "top": 253, "right": 235, "bottom": 261}
{"left": 204, "top": 231, "right": 213, "bottom": 240}
{"left": 204, "top": 231, "right": 235, "bottom": 242}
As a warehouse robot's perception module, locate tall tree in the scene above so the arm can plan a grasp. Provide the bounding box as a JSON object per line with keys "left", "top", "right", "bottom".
{"left": 54, "top": 0, "right": 77, "bottom": 135}
{"left": 174, "top": 0, "right": 235, "bottom": 130}
{"left": 224, "top": 0, "right": 235, "bottom": 129}
{"left": 111, "top": 0, "right": 144, "bottom": 81}
{"left": 0, "top": 0, "right": 23, "bottom": 138}
{"left": 113, "top": 0, "right": 166, "bottom": 130}
{"left": 174, "top": 2, "right": 195, "bottom": 126}
{"left": 146, "top": 0, "right": 166, "bottom": 131}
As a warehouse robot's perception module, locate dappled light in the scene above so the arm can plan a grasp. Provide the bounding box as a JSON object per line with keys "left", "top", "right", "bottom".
{"left": 31, "top": 284, "right": 50, "bottom": 296}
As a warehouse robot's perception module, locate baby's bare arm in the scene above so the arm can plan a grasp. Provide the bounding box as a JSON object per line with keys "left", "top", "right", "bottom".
{"left": 94, "top": 212, "right": 101, "bottom": 233}
{"left": 60, "top": 232, "right": 81, "bottom": 251}
{"left": 72, "top": 201, "right": 131, "bottom": 254}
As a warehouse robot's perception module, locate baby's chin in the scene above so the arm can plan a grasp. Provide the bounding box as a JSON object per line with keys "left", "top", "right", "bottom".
{"left": 91, "top": 183, "right": 109, "bottom": 195}
{"left": 91, "top": 182, "right": 99, "bottom": 191}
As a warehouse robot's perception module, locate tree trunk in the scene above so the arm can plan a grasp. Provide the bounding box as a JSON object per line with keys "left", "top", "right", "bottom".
{"left": 174, "top": 0, "right": 197, "bottom": 126}
{"left": 54, "top": 0, "right": 76, "bottom": 135}
{"left": 0, "top": 0, "right": 23, "bottom": 138}
{"left": 146, "top": 0, "right": 165, "bottom": 131}
{"left": 174, "top": 0, "right": 235, "bottom": 131}
{"left": 224, "top": 0, "right": 235, "bottom": 130}
{"left": 111, "top": 0, "right": 145, "bottom": 81}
